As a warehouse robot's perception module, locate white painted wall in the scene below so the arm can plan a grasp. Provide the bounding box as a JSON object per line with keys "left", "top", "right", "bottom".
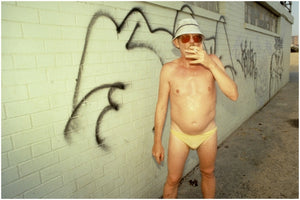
{"left": 2, "top": 1, "right": 293, "bottom": 198}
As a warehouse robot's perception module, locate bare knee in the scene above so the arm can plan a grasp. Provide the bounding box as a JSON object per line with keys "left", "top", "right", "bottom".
{"left": 200, "top": 167, "right": 215, "bottom": 179}
{"left": 166, "top": 174, "right": 182, "bottom": 186}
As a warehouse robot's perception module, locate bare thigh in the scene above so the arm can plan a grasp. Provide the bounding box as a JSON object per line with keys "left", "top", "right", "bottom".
{"left": 167, "top": 132, "right": 190, "bottom": 180}
{"left": 197, "top": 131, "right": 217, "bottom": 171}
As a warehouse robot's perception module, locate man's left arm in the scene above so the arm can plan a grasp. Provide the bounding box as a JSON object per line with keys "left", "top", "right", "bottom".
{"left": 208, "top": 54, "right": 238, "bottom": 101}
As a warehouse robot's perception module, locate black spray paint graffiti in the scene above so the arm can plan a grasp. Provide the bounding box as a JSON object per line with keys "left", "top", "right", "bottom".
{"left": 64, "top": 82, "right": 126, "bottom": 150}
{"left": 64, "top": 4, "right": 238, "bottom": 148}
{"left": 236, "top": 40, "right": 258, "bottom": 91}
{"left": 237, "top": 40, "right": 258, "bottom": 79}
{"left": 64, "top": 7, "right": 173, "bottom": 148}
{"left": 71, "top": 7, "right": 172, "bottom": 109}
{"left": 269, "top": 37, "right": 284, "bottom": 98}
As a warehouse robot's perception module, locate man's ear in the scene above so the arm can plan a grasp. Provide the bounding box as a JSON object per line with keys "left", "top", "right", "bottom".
{"left": 173, "top": 38, "right": 180, "bottom": 49}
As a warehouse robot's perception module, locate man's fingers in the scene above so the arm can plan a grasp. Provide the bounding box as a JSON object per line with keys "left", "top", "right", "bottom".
{"left": 154, "top": 153, "right": 164, "bottom": 164}
{"left": 160, "top": 153, "right": 164, "bottom": 162}
{"left": 189, "top": 60, "right": 200, "bottom": 64}
{"left": 185, "top": 54, "right": 198, "bottom": 59}
{"left": 156, "top": 156, "right": 161, "bottom": 164}
{"left": 155, "top": 156, "right": 160, "bottom": 164}
{"left": 160, "top": 152, "right": 165, "bottom": 163}
{"left": 185, "top": 49, "right": 196, "bottom": 54}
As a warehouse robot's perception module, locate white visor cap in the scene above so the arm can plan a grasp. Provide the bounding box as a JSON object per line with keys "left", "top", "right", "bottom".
{"left": 173, "top": 18, "right": 205, "bottom": 41}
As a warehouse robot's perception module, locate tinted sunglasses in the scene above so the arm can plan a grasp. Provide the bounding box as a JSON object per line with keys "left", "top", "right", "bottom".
{"left": 180, "top": 34, "right": 202, "bottom": 43}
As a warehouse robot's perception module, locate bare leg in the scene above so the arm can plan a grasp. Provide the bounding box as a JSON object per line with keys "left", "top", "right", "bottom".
{"left": 163, "top": 132, "right": 190, "bottom": 198}
{"left": 197, "top": 131, "right": 217, "bottom": 198}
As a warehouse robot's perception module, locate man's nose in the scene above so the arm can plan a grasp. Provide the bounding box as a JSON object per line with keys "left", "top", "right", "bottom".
{"left": 189, "top": 36, "right": 196, "bottom": 44}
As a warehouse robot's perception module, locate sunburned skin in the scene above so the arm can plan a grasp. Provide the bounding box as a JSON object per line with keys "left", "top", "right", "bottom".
{"left": 168, "top": 57, "right": 217, "bottom": 135}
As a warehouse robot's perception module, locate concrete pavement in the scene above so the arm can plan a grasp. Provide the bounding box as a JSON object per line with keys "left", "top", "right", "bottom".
{"left": 177, "top": 69, "right": 299, "bottom": 198}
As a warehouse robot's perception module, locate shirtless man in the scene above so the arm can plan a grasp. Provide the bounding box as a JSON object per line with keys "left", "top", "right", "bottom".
{"left": 152, "top": 18, "right": 238, "bottom": 198}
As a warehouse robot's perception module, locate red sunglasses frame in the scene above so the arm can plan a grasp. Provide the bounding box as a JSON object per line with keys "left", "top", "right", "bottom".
{"left": 180, "top": 34, "right": 202, "bottom": 43}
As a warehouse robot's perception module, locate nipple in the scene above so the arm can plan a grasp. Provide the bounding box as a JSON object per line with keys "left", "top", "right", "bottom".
{"left": 176, "top": 89, "right": 180, "bottom": 94}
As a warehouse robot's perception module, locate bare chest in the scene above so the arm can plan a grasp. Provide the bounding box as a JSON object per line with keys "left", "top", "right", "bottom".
{"left": 170, "top": 67, "right": 215, "bottom": 96}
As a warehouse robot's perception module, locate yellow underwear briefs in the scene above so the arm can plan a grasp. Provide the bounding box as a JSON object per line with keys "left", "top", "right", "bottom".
{"left": 171, "top": 127, "right": 217, "bottom": 150}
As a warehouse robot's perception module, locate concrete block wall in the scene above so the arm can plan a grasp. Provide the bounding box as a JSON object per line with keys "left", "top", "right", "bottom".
{"left": 2, "top": 1, "right": 293, "bottom": 198}
{"left": 214, "top": 1, "right": 293, "bottom": 143}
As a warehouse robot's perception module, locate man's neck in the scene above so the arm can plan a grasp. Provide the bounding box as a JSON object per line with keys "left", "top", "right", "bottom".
{"left": 181, "top": 57, "right": 200, "bottom": 70}
{"left": 180, "top": 57, "right": 191, "bottom": 69}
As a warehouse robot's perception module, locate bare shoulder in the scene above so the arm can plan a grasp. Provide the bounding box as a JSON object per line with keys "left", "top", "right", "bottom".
{"left": 161, "top": 59, "right": 178, "bottom": 74}
{"left": 164, "top": 59, "right": 179, "bottom": 68}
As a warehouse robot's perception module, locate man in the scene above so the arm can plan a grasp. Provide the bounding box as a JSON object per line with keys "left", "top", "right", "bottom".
{"left": 152, "top": 18, "right": 238, "bottom": 198}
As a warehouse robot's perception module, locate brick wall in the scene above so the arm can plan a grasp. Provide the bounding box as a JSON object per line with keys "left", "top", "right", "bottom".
{"left": 2, "top": 1, "right": 293, "bottom": 198}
